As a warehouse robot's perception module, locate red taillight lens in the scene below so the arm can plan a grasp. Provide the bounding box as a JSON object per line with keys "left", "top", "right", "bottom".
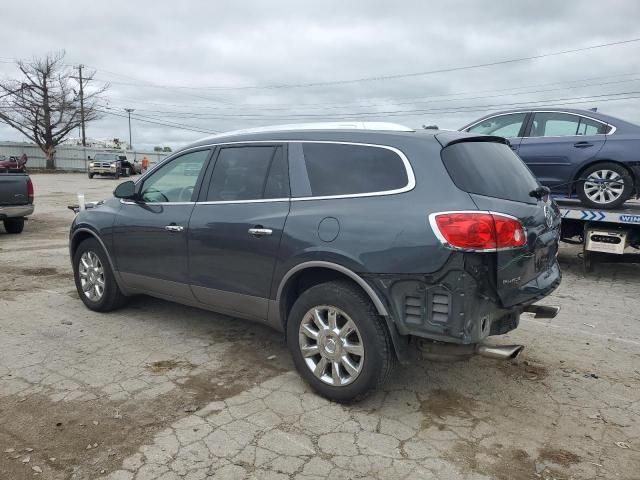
{"left": 27, "top": 177, "right": 34, "bottom": 203}
{"left": 431, "top": 212, "right": 525, "bottom": 251}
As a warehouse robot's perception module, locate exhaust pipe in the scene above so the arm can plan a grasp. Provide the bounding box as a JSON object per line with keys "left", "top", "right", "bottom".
{"left": 475, "top": 344, "right": 524, "bottom": 360}
{"left": 416, "top": 339, "right": 524, "bottom": 362}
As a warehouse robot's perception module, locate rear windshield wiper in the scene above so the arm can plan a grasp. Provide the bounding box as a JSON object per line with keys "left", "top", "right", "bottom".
{"left": 529, "top": 186, "right": 550, "bottom": 200}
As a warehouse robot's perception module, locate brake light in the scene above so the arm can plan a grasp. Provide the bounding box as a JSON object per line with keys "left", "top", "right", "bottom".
{"left": 27, "top": 177, "right": 34, "bottom": 203}
{"left": 430, "top": 212, "right": 525, "bottom": 251}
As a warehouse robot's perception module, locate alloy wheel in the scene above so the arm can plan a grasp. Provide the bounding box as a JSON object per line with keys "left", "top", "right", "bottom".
{"left": 298, "top": 305, "right": 364, "bottom": 386}
{"left": 583, "top": 169, "right": 625, "bottom": 205}
{"left": 78, "top": 251, "right": 105, "bottom": 302}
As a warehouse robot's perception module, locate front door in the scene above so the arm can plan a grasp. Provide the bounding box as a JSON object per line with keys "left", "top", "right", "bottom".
{"left": 188, "top": 144, "right": 290, "bottom": 322}
{"left": 113, "top": 149, "right": 211, "bottom": 299}
{"left": 517, "top": 112, "right": 607, "bottom": 192}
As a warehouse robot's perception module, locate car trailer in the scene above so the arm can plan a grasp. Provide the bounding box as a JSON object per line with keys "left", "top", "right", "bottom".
{"left": 557, "top": 198, "right": 640, "bottom": 272}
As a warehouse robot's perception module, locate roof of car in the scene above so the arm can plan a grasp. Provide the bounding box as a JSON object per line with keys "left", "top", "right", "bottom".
{"left": 461, "top": 107, "right": 640, "bottom": 132}
{"left": 178, "top": 122, "right": 503, "bottom": 154}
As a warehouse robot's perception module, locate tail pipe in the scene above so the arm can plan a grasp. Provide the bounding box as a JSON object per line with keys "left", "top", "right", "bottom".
{"left": 475, "top": 344, "right": 524, "bottom": 360}
{"left": 416, "top": 339, "right": 524, "bottom": 362}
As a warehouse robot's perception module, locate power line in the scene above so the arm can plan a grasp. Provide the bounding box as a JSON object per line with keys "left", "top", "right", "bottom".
{"left": 100, "top": 91, "right": 640, "bottom": 121}
{"left": 93, "top": 37, "right": 640, "bottom": 91}
{"left": 105, "top": 77, "right": 640, "bottom": 117}
{"left": 97, "top": 108, "right": 218, "bottom": 134}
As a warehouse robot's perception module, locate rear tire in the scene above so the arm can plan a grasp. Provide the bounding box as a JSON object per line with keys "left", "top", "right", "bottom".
{"left": 3, "top": 218, "right": 24, "bottom": 234}
{"left": 73, "top": 238, "right": 126, "bottom": 312}
{"left": 286, "top": 280, "right": 395, "bottom": 402}
{"left": 577, "top": 162, "right": 633, "bottom": 209}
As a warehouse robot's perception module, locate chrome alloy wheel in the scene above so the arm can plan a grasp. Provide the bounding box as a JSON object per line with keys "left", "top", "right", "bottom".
{"left": 298, "top": 306, "right": 364, "bottom": 386}
{"left": 78, "top": 251, "right": 105, "bottom": 301}
{"left": 583, "top": 169, "right": 625, "bottom": 205}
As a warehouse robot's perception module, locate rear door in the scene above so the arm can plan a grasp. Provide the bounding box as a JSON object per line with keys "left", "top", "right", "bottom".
{"left": 440, "top": 139, "right": 561, "bottom": 307}
{"left": 188, "top": 144, "right": 290, "bottom": 322}
{"left": 518, "top": 112, "right": 607, "bottom": 191}
{"left": 464, "top": 112, "right": 529, "bottom": 152}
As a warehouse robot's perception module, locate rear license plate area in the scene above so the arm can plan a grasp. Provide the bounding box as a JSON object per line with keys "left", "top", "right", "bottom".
{"left": 585, "top": 229, "right": 627, "bottom": 254}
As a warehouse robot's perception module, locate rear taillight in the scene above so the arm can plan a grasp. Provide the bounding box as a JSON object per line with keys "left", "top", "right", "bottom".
{"left": 27, "top": 177, "right": 34, "bottom": 203}
{"left": 430, "top": 211, "right": 526, "bottom": 251}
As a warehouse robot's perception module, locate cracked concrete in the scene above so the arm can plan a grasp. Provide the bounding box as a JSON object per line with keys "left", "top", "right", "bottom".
{"left": 1, "top": 174, "right": 639, "bottom": 479}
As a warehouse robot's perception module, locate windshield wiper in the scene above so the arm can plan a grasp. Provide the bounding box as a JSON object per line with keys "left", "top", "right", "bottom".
{"left": 529, "top": 186, "right": 550, "bottom": 200}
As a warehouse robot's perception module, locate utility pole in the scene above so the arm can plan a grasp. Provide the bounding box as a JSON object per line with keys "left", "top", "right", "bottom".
{"left": 77, "top": 64, "right": 86, "bottom": 146}
{"left": 125, "top": 108, "right": 134, "bottom": 149}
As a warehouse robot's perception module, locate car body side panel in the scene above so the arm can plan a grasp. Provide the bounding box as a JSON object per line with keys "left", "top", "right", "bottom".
{"left": 518, "top": 134, "right": 606, "bottom": 190}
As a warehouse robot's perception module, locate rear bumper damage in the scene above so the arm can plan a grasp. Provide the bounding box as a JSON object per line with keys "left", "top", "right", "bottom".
{"left": 364, "top": 252, "right": 561, "bottom": 356}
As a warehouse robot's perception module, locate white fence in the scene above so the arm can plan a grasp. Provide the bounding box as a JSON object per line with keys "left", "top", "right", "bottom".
{"left": 0, "top": 141, "right": 169, "bottom": 171}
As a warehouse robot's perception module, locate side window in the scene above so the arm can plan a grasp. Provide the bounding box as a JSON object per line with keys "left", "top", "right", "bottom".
{"left": 206, "top": 146, "right": 288, "bottom": 201}
{"left": 301, "top": 143, "right": 408, "bottom": 197}
{"left": 140, "top": 149, "right": 209, "bottom": 203}
{"left": 466, "top": 113, "right": 527, "bottom": 137}
{"left": 577, "top": 116, "right": 609, "bottom": 135}
{"left": 530, "top": 112, "right": 580, "bottom": 137}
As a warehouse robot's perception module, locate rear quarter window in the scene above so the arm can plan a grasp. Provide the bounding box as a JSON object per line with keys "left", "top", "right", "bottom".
{"left": 441, "top": 141, "right": 540, "bottom": 204}
{"left": 301, "top": 143, "right": 409, "bottom": 197}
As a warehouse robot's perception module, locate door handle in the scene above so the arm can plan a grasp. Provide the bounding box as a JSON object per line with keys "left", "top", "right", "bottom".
{"left": 248, "top": 227, "right": 273, "bottom": 237}
{"left": 573, "top": 141, "right": 594, "bottom": 148}
{"left": 164, "top": 224, "right": 184, "bottom": 232}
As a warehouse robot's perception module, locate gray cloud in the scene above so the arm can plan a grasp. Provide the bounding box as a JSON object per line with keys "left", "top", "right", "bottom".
{"left": 1, "top": 0, "right": 639, "bottom": 150}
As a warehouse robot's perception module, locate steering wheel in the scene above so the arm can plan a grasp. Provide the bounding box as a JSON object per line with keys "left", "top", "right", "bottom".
{"left": 142, "top": 186, "right": 169, "bottom": 202}
{"left": 178, "top": 185, "right": 194, "bottom": 202}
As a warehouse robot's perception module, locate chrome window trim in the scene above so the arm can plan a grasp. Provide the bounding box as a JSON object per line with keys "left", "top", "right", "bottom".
{"left": 465, "top": 111, "right": 616, "bottom": 137}
{"left": 428, "top": 210, "right": 528, "bottom": 252}
{"left": 124, "top": 140, "right": 415, "bottom": 205}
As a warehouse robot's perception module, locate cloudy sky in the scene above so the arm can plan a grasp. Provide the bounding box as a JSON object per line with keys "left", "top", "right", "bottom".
{"left": 1, "top": 0, "right": 639, "bottom": 151}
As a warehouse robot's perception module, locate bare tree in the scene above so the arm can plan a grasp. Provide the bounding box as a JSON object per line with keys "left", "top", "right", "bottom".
{"left": 0, "top": 51, "right": 108, "bottom": 169}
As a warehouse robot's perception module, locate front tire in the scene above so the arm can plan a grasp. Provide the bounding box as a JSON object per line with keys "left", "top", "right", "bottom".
{"left": 3, "top": 218, "right": 24, "bottom": 234}
{"left": 287, "top": 280, "right": 395, "bottom": 402}
{"left": 73, "top": 238, "right": 126, "bottom": 312}
{"left": 577, "top": 162, "right": 633, "bottom": 209}
{"left": 88, "top": 172, "right": 94, "bottom": 179}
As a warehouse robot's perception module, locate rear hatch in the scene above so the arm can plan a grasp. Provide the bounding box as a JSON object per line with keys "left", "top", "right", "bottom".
{"left": 0, "top": 174, "right": 30, "bottom": 206}
{"left": 437, "top": 135, "right": 561, "bottom": 307}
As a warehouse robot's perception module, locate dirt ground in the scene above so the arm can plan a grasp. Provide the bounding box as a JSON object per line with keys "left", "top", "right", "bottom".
{"left": 1, "top": 173, "right": 638, "bottom": 480}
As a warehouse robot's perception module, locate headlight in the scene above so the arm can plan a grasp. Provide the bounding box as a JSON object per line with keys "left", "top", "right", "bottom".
{"left": 89, "top": 162, "right": 94, "bottom": 167}
{"left": 110, "top": 162, "right": 117, "bottom": 167}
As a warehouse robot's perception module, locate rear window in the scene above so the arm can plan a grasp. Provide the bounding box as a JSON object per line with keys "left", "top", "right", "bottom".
{"left": 301, "top": 143, "right": 408, "bottom": 197}
{"left": 441, "top": 141, "right": 539, "bottom": 204}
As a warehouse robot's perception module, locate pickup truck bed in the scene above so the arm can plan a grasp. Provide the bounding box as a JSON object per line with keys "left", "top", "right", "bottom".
{"left": 0, "top": 173, "right": 34, "bottom": 234}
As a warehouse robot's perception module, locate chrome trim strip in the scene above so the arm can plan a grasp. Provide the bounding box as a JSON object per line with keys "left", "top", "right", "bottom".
{"left": 276, "top": 261, "right": 389, "bottom": 316}
{"left": 124, "top": 140, "right": 415, "bottom": 205}
{"left": 428, "top": 210, "right": 528, "bottom": 252}
{"left": 464, "top": 110, "right": 616, "bottom": 137}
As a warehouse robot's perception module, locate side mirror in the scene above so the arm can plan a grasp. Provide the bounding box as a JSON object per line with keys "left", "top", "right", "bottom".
{"left": 113, "top": 180, "right": 137, "bottom": 200}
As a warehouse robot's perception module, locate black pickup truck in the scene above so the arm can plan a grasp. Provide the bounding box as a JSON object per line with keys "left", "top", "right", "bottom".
{"left": 0, "top": 173, "right": 34, "bottom": 233}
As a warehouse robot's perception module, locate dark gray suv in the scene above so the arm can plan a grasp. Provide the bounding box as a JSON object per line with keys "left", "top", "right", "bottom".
{"left": 69, "top": 123, "right": 561, "bottom": 401}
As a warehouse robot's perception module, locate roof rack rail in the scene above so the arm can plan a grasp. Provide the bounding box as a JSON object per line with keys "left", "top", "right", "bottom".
{"left": 203, "top": 122, "right": 415, "bottom": 140}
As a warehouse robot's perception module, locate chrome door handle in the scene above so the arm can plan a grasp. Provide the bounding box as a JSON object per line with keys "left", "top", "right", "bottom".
{"left": 164, "top": 225, "right": 184, "bottom": 232}
{"left": 248, "top": 227, "right": 272, "bottom": 236}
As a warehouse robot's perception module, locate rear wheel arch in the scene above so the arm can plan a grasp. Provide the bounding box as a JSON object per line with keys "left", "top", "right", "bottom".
{"left": 276, "top": 262, "right": 389, "bottom": 331}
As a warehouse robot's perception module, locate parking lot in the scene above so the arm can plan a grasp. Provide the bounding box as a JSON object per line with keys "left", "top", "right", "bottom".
{"left": 0, "top": 173, "right": 638, "bottom": 480}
